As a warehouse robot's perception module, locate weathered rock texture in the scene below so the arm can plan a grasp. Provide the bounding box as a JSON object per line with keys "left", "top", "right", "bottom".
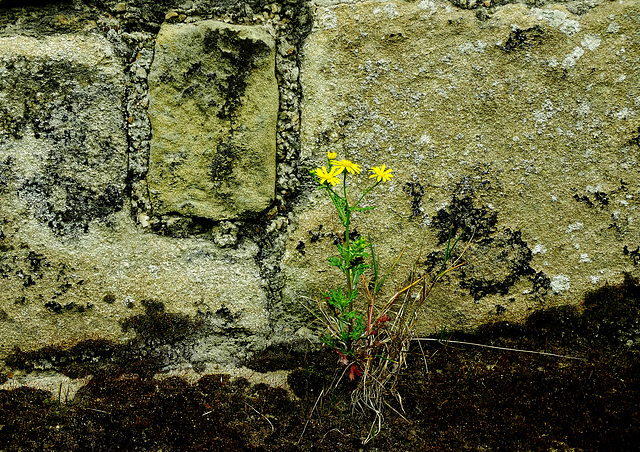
{"left": 285, "top": 0, "right": 640, "bottom": 331}
{"left": 0, "top": 0, "right": 639, "bottom": 382}
{"left": 0, "top": 34, "right": 127, "bottom": 238}
{"left": 0, "top": 30, "right": 271, "bottom": 366}
{"left": 147, "top": 20, "right": 278, "bottom": 220}
{"left": 0, "top": 0, "right": 311, "bottom": 377}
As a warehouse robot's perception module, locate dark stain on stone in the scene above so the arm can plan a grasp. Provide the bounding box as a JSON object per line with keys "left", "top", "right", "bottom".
{"left": 623, "top": 245, "right": 640, "bottom": 265}
{"left": 403, "top": 181, "right": 424, "bottom": 219}
{"left": 308, "top": 225, "right": 323, "bottom": 243}
{"left": 343, "top": 228, "right": 361, "bottom": 243}
{"left": 628, "top": 125, "right": 640, "bottom": 148}
{"left": 475, "top": 7, "right": 490, "bottom": 21}
{"left": 22, "top": 274, "right": 35, "bottom": 288}
{"left": 27, "top": 251, "right": 46, "bottom": 274}
{"left": 122, "top": 299, "right": 198, "bottom": 346}
{"left": 7, "top": 299, "right": 202, "bottom": 378}
{"left": 458, "top": 228, "right": 535, "bottom": 301}
{"left": 200, "top": 26, "right": 272, "bottom": 121}
{"left": 1, "top": 59, "right": 99, "bottom": 139}
{"left": 44, "top": 300, "right": 93, "bottom": 314}
{"left": 150, "top": 215, "right": 215, "bottom": 238}
{"left": 0, "top": 101, "right": 26, "bottom": 140}
{"left": 531, "top": 270, "right": 551, "bottom": 298}
{"left": 429, "top": 194, "right": 548, "bottom": 301}
{"left": 5, "top": 338, "right": 117, "bottom": 377}
{"left": 185, "top": 61, "right": 202, "bottom": 77}
{"left": 432, "top": 195, "right": 497, "bottom": 244}
{"left": 422, "top": 249, "right": 443, "bottom": 273}
{"left": 304, "top": 225, "right": 356, "bottom": 248}
{"left": 573, "top": 193, "right": 594, "bottom": 206}
{"left": 0, "top": 156, "right": 14, "bottom": 194}
{"left": 501, "top": 25, "right": 545, "bottom": 52}
{"left": 19, "top": 171, "right": 124, "bottom": 238}
{"left": 158, "top": 71, "right": 175, "bottom": 83}
{"left": 215, "top": 304, "right": 233, "bottom": 318}
{"left": 594, "top": 190, "right": 609, "bottom": 206}
{"left": 181, "top": 82, "right": 200, "bottom": 97}
{"left": 573, "top": 190, "right": 609, "bottom": 208}
{"left": 214, "top": 304, "right": 242, "bottom": 324}
{"left": 0, "top": 308, "right": 9, "bottom": 322}
{"left": 102, "top": 293, "right": 116, "bottom": 304}
{"left": 295, "top": 240, "right": 305, "bottom": 255}
{"left": 210, "top": 141, "right": 239, "bottom": 186}
{"left": 44, "top": 301, "right": 63, "bottom": 313}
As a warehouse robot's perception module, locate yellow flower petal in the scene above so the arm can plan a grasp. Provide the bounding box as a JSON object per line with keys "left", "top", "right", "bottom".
{"left": 330, "top": 159, "right": 361, "bottom": 174}
{"left": 314, "top": 166, "right": 341, "bottom": 186}
{"left": 327, "top": 151, "right": 337, "bottom": 160}
{"left": 369, "top": 165, "right": 393, "bottom": 182}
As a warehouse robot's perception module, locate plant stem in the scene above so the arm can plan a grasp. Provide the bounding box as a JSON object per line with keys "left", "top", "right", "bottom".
{"left": 354, "top": 180, "right": 380, "bottom": 209}
{"left": 343, "top": 173, "right": 353, "bottom": 351}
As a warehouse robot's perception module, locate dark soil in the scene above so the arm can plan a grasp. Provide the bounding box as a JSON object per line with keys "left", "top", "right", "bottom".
{"left": 1, "top": 275, "right": 639, "bottom": 451}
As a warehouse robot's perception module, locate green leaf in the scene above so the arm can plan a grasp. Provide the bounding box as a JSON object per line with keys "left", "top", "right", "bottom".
{"left": 328, "top": 256, "right": 344, "bottom": 269}
{"left": 342, "top": 312, "right": 365, "bottom": 340}
{"left": 323, "top": 288, "right": 354, "bottom": 311}
{"left": 321, "top": 335, "right": 335, "bottom": 348}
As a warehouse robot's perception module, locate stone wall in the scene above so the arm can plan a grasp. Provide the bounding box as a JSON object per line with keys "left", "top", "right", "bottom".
{"left": 0, "top": 0, "right": 313, "bottom": 376}
{"left": 0, "top": 0, "right": 638, "bottom": 379}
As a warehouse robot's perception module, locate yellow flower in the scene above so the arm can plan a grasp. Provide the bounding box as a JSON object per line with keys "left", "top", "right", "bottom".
{"left": 314, "top": 166, "right": 341, "bottom": 186}
{"left": 330, "top": 159, "right": 361, "bottom": 174}
{"left": 369, "top": 165, "right": 393, "bottom": 182}
{"left": 327, "top": 151, "right": 337, "bottom": 160}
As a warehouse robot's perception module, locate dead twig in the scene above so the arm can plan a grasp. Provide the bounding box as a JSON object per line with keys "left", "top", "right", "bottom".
{"left": 412, "top": 338, "right": 587, "bottom": 361}
{"left": 297, "top": 388, "right": 324, "bottom": 445}
{"left": 244, "top": 402, "right": 275, "bottom": 432}
{"left": 84, "top": 408, "right": 112, "bottom": 415}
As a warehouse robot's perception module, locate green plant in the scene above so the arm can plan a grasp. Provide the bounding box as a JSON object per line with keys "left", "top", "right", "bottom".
{"left": 308, "top": 152, "right": 467, "bottom": 443}
{"left": 309, "top": 153, "right": 392, "bottom": 369}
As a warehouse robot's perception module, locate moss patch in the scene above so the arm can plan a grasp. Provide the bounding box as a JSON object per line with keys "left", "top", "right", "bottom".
{"left": 4, "top": 299, "right": 202, "bottom": 379}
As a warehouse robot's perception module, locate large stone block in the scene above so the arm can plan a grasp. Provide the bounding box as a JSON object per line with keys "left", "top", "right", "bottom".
{"left": 285, "top": 0, "right": 640, "bottom": 332}
{"left": 147, "top": 20, "right": 278, "bottom": 220}
{"left": 0, "top": 34, "right": 127, "bottom": 237}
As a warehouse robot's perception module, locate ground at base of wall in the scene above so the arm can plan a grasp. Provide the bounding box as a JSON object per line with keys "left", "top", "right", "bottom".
{"left": 1, "top": 277, "right": 639, "bottom": 451}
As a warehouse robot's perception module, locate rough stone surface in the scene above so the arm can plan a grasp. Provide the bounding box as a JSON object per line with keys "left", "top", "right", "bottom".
{"left": 147, "top": 20, "right": 278, "bottom": 221}
{"left": 0, "top": 31, "right": 270, "bottom": 366}
{"left": 285, "top": 0, "right": 640, "bottom": 332}
{"left": 0, "top": 34, "right": 127, "bottom": 238}
{"left": 0, "top": 0, "right": 313, "bottom": 378}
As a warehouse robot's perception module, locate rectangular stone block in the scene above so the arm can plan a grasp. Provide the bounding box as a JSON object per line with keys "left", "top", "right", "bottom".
{"left": 0, "top": 34, "right": 127, "bottom": 237}
{"left": 147, "top": 20, "right": 278, "bottom": 220}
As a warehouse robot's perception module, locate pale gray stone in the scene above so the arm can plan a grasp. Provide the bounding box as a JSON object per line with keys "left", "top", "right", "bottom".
{"left": 0, "top": 34, "right": 127, "bottom": 237}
